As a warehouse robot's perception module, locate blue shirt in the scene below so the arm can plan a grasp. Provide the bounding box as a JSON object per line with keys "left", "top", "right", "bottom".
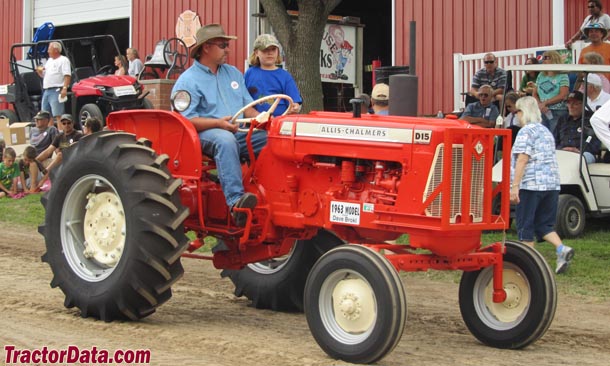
{"left": 462, "top": 102, "right": 500, "bottom": 122}
{"left": 172, "top": 61, "right": 253, "bottom": 119}
{"left": 244, "top": 66, "right": 302, "bottom": 116}
{"left": 511, "top": 123, "right": 560, "bottom": 191}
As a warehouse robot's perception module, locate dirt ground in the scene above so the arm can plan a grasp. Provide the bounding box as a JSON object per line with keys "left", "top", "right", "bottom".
{"left": 1, "top": 226, "right": 609, "bottom": 366}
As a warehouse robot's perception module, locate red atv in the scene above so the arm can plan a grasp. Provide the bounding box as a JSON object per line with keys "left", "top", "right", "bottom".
{"left": 39, "top": 94, "right": 556, "bottom": 364}
{"left": 0, "top": 35, "right": 151, "bottom": 126}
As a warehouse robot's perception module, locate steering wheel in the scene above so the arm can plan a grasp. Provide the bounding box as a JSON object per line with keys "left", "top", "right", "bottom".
{"left": 96, "top": 64, "right": 114, "bottom": 75}
{"left": 230, "top": 94, "right": 294, "bottom": 132}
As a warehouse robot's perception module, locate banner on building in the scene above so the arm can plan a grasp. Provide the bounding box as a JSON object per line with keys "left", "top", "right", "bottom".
{"left": 320, "top": 24, "right": 356, "bottom": 84}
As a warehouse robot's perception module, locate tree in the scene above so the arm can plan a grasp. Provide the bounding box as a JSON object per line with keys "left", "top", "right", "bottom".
{"left": 259, "top": 0, "right": 343, "bottom": 112}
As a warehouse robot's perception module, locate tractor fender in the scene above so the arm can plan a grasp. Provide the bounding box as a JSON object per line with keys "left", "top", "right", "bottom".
{"left": 107, "top": 109, "right": 202, "bottom": 179}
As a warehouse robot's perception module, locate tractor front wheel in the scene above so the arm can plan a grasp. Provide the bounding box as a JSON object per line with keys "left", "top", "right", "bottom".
{"left": 39, "top": 131, "right": 189, "bottom": 320}
{"left": 304, "top": 245, "right": 407, "bottom": 364}
{"left": 459, "top": 241, "right": 556, "bottom": 349}
{"left": 221, "top": 230, "right": 342, "bottom": 311}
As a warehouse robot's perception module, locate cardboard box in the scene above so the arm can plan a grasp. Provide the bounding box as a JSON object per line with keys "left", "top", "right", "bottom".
{"left": 0, "top": 118, "right": 28, "bottom": 146}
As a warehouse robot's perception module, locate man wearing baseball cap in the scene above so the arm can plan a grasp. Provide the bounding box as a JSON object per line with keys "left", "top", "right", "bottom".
{"left": 172, "top": 24, "right": 261, "bottom": 227}
{"left": 36, "top": 114, "right": 83, "bottom": 162}
{"left": 29, "top": 110, "right": 59, "bottom": 156}
{"left": 371, "top": 83, "right": 390, "bottom": 115}
{"left": 35, "top": 114, "right": 83, "bottom": 183}
{"left": 554, "top": 91, "right": 601, "bottom": 164}
{"left": 586, "top": 73, "right": 610, "bottom": 111}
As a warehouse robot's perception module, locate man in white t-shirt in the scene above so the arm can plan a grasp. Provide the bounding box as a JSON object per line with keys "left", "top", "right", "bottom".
{"left": 35, "top": 41, "right": 72, "bottom": 127}
{"left": 586, "top": 73, "right": 610, "bottom": 111}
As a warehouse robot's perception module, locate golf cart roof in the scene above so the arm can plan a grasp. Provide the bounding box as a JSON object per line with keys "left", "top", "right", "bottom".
{"left": 505, "top": 64, "right": 610, "bottom": 73}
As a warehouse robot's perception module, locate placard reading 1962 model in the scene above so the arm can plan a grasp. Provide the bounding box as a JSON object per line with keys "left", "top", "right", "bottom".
{"left": 329, "top": 201, "right": 361, "bottom": 225}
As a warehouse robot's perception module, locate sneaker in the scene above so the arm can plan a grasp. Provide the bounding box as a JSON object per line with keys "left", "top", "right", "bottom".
{"left": 231, "top": 193, "right": 257, "bottom": 227}
{"left": 555, "top": 245, "right": 575, "bottom": 274}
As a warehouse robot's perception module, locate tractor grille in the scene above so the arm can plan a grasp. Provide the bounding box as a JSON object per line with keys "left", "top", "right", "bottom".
{"left": 423, "top": 144, "right": 485, "bottom": 223}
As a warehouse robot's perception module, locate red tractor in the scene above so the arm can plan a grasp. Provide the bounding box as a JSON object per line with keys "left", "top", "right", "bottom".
{"left": 39, "top": 94, "right": 556, "bottom": 364}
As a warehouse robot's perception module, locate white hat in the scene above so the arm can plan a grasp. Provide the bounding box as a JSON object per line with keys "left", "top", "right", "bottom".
{"left": 372, "top": 83, "right": 389, "bottom": 101}
{"left": 587, "top": 73, "right": 603, "bottom": 87}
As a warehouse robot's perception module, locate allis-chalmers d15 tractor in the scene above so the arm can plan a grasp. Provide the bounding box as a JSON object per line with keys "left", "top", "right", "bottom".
{"left": 39, "top": 94, "right": 557, "bottom": 364}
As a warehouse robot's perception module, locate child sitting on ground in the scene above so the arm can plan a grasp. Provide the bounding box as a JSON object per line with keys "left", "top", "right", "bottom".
{"left": 0, "top": 147, "right": 20, "bottom": 198}
{"left": 19, "top": 145, "right": 46, "bottom": 193}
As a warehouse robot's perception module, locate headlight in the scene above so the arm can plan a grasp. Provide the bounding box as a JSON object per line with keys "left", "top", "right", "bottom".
{"left": 171, "top": 90, "right": 191, "bottom": 112}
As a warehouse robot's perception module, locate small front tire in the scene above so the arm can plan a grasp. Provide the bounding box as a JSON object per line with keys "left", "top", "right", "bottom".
{"left": 459, "top": 241, "right": 556, "bottom": 349}
{"left": 304, "top": 245, "right": 407, "bottom": 364}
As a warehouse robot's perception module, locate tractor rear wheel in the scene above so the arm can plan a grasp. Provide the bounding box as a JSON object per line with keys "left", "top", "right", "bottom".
{"left": 221, "top": 230, "right": 342, "bottom": 311}
{"left": 459, "top": 241, "right": 556, "bottom": 349}
{"left": 39, "top": 131, "right": 189, "bottom": 320}
{"left": 304, "top": 245, "right": 407, "bottom": 364}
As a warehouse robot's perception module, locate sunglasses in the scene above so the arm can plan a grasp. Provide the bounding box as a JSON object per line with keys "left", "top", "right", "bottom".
{"left": 209, "top": 41, "right": 230, "bottom": 49}
{"left": 61, "top": 121, "right": 72, "bottom": 125}
{"left": 588, "top": 5, "right": 597, "bottom": 9}
{"left": 484, "top": 60, "right": 495, "bottom": 64}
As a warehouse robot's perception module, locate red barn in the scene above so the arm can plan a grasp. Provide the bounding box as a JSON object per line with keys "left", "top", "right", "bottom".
{"left": 0, "top": 0, "right": 599, "bottom": 115}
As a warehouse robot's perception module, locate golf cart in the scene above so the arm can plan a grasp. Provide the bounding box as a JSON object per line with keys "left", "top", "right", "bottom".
{"left": 0, "top": 35, "right": 152, "bottom": 126}
{"left": 493, "top": 63, "right": 610, "bottom": 238}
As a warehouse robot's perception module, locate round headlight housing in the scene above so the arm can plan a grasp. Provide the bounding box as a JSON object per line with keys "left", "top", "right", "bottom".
{"left": 171, "top": 90, "right": 191, "bottom": 112}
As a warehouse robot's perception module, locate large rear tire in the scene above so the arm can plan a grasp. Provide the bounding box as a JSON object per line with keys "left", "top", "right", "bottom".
{"left": 221, "top": 230, "right": 343, "bottom": 311}
{"left": 459, "top": 241, "right": 556, "bottom": 349}
{"left": 39, "top": 131, "right": 189, "bottom": 320}
{"left": 304, "top": 245, "right": 407, "bottom": 364}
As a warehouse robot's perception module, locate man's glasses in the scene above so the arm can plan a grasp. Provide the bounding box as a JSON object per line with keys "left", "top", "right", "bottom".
{"left": 588, "top": 5, "right": 596, "bottom": 9}
{"left": 209, "top": 41, "right": 230, "bottom": 49}
{"left": 479, "top": 93, "right": 490, "bottom": 97}
{"left": 61, "top": 121, "right": 72, "bottom": 125}
{"left": 484, "top": 60, "right": 495, "bottom": 64}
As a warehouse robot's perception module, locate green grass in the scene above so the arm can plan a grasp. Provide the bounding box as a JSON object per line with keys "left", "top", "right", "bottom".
{"left": 0, "top": 193, "right": 45, "bottom": 228}
{"left": 3, "top": 194, "right": 608, "bottom": 299}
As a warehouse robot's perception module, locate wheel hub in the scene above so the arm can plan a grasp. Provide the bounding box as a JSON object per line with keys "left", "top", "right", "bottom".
{"left": 83, "top": 192, "right": 126, "bottom": 267}
{"left": 332, "top": 278, "right": 376, "bottom": 333}
{"left": 484, "top": 269, "right": 530, "bottom": 323}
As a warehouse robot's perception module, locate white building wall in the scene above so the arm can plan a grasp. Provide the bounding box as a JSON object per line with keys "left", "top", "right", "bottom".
{"left": 34, "top": 0, "right": 130, "bottom": 27}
